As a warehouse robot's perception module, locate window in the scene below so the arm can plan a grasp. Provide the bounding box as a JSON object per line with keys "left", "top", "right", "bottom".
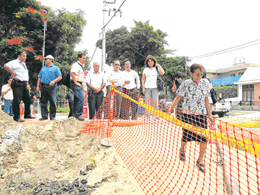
{"left": 242, "top": 84, "right": 254, "bottom": 102}
{"left": 238, "top": 72, "right": 244, "bottom": 75}
{"left": 230, "top": 73, "right": 236, "bottom": 77}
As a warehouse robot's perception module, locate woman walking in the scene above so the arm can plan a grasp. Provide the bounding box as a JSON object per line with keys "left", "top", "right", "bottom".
{"left": 168, "top": 63, "right": 213, "bottom": 173}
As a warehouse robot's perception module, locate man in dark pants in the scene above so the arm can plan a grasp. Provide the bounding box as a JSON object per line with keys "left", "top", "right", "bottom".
{"left": 86, "top": 62, "right": 106, "bottom": 119}
{"left": 36, "top": 55, "right": 62, "bottom": 120}
{"left": 70, "top": 53, "right": 86, "bottom": 121}
{"left": 121, "top": 60, "right": 140, "bottom": 120}
{"left": 4, "top": 50, "right": 35, "bottom": 122}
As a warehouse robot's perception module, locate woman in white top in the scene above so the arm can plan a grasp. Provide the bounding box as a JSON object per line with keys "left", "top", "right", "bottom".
{"left": 142, "top": 55, "right": 165, "bottom": 119}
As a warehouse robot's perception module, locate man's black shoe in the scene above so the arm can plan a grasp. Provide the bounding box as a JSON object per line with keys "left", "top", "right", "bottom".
{"left": 50, "top": 118, "right": 55, "bottom": 120}
{"left": 15, "top": 118, "right": 25, "bottom": 122}
{"left": 196, "top": 159, "right": 206, "bottom": 173}
{"left": 39, "top": 117, "right": 48, "bottom": 121}
{"left": 76, "top": 116, "right": 85, "bottom": 121}
{"left": 179, "top": 150, "right": 186, "bottom": 162}
{"left": 24, "top": 116, "right": 36, "bottom": 119}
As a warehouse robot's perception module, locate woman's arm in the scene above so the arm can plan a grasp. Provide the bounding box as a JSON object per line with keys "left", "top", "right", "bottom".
{"left": 168, "top": 95, "right": 182, "bottom": 114}
{"left": 156, "top": 64, "right": 165, "bottom": 75}
{"left": 142, "top": 74, "right": 146, "bottom": 94}
{"left": 205, "top": 97, "right": 213, "bottom": 122}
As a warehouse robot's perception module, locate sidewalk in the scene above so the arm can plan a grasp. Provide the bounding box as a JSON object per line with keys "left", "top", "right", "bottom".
{"left": 23, "top": 113, "right": 76, "bottom": 124}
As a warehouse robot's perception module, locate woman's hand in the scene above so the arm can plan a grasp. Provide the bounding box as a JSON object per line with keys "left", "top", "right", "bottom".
{"left": 142, "top": 87, "right": 146, "bottom": 94}
{"left": 208, "top": 115, "right": 214, "bottom": 123}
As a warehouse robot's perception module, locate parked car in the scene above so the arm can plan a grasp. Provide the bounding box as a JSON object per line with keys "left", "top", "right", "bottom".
{"left": 212, "top": 99, "right": 231, "bottom": 117}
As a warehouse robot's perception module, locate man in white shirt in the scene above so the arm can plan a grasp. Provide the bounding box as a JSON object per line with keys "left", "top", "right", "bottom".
{"left": 4, "top": 50, "right": 34, "bottom": 122}
{"left": 86, "top": 62, "right": 106, "bottom": 119}
{"left": 70, "top": 53, "right": 86, "bottom": 121}
{"left": 1, "top": 76, "right": 14, "bottom": 116}
{"left": 121, "top": 60, "right": 140, "bottom": 120}
{"left": 106, "top": 60, "right": 124, "bottom": 119}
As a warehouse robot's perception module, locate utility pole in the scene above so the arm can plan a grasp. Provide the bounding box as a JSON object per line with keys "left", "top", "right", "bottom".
{"left": 101, "top": 0, "right": 122, "bottom": 72}
{"left": 42, "top": 9, "right": 48, "bottom": 67}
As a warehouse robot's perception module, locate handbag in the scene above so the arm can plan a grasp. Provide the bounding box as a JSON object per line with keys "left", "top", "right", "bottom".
{"left": 156, "top": 67, "right": 164, "bottom": 92}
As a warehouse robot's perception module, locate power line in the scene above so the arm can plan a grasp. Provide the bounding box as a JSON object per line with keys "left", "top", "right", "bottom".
{"left": 216, "top": 57, "right": 260, "bottom": 69}
{"left": 191, "top": 39, "right": 260, "bottom": 60}
{"left": 90, "top": 46, "right": 98, "bottom": 62}
{"left": 102, "top": 0, "right": 127, "bottom": 30}
{"left": 128, "top": 46, "right": 146, "bottom": 58}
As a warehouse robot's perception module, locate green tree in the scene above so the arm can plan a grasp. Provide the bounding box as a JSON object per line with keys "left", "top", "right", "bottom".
{"left": 0, "top": 0, "right": 88, "bottom": 90}
{"left": 214, "top": 85, "right": 237, "bottom": 99}
{"left": 156, "top": 56, "right": 190, "bottom": 91}
{"left": 96, "top": 20, "right": 168, "bottom": 71}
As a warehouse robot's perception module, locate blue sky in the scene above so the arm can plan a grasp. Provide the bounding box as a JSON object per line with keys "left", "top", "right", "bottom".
{"left": 40, "top": 0, "right": 260, "bottom": 70}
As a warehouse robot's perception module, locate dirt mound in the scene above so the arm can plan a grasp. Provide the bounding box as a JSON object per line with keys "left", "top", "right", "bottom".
{"left": 0, "top": 110, "right": 143, "bottom": 194}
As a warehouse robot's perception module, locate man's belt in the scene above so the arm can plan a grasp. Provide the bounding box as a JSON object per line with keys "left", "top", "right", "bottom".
{"left": 13, "top": 78, "right": 27, "bottom": 83}
{"left": 4, "top": 99, "right": 13, "bottom": 102}
{"left": 123, "top": 88, "right": 137, "bottom": 92}
{"left": 41, "top": 82, "right": 50, "bottom": 86}
{"left": 70, "top": 80, "right": 82, "bottom": 84}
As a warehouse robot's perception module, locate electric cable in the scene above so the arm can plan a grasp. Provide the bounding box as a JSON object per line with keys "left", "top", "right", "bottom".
{"left": 191, "top": 39, "right": 260, "bottom": 60}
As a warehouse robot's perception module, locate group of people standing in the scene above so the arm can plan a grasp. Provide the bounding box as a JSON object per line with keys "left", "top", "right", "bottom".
{"left": 96, "top": 55, "right": 165, "bottom": 121}
{"left": 3, "top": 51, "right": 88, "bottom": 122}
{"left": 1, "top": 53, "right": 167, "bottom": 122}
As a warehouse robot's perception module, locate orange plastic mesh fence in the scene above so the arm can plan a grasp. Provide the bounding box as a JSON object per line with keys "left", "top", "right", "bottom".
{"left": 81, "top": 86, "right": 260, "bottom": 195}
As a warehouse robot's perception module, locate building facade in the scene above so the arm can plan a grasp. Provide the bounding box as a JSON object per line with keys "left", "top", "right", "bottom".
{"left": 207, "top": 63, "right": 260, "bottom": 106}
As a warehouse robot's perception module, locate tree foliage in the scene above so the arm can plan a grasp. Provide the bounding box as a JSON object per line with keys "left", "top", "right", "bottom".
{"left": 156, "top": 56, "right": 190, "bottom": 90}
{"left": 214, "top": 85, "right": 237, "bottom": 99}
{"left": 96, "top": 20, "right": 168, "bottom": 72}
{"left": 0, "top": 0, "right": 88, "bottom": 89}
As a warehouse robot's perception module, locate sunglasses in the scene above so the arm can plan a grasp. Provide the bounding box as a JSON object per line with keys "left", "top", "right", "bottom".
{"left": 195, "top": 73, "right": 203, "bottom": 77}
{"left": 114, "top": 64, "right": 120, "bottom": 66}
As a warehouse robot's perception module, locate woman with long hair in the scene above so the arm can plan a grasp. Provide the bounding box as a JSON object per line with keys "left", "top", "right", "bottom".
{"left": 142, "top": 55, "right": 165, "bottom": 119}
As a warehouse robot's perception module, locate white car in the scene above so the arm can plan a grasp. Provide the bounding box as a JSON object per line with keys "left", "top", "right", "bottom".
{"left": 212, "top": 99, "right": 231, "bottom": 117}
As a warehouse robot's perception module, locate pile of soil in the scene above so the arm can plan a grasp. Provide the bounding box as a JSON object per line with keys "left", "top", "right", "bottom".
{"left": 0, "top": 110, "right": 143, "bottom": 195}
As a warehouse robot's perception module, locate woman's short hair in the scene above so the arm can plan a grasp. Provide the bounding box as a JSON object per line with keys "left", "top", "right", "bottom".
{"left": 202, "top": 69, "right": 207, "bottom": 78}
{"left": 145, "top": 55, "right": 157, "bottom": 67}
{"left": 190, "top": 63, "right": 204, "bottom": 73}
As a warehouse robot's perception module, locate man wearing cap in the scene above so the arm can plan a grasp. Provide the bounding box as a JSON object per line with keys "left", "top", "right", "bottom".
{"left": 70, "top": 53, "right": 86, "bottom": 121}
{"left": 4, "top": 50, "right": 35, "bottom": 122}
{"left": 86, "top": 62, "right": 106, "bottom": 119}
{"left": 121, "top": 60, "right": 140, "bottom": 120}
{"left": 36, "top": 55, "right": 62, "bottom": 120}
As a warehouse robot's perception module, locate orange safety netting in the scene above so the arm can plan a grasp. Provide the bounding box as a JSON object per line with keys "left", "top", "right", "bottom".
{"left": 81, "top": 86, "right": 260, "bottom": 195}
